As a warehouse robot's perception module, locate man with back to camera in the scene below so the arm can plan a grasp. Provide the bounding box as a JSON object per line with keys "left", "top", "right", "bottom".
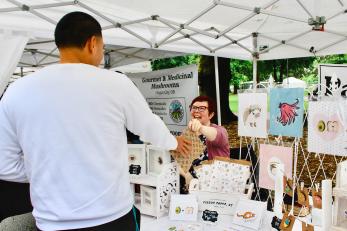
{"left": 0, "top": 12, "right": 191, "bottom": 231}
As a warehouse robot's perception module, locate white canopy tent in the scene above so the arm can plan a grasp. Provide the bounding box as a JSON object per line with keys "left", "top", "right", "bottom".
{"left": 1, "top": 0, "right": 346, "bottom": 60}
{"left": 1, "top": 0, "right": 347, "bottom": 123}
{"left": 282, "top": 76, "right": 308, "bottom": 88}
{"left": 19, "top": 39, "right": 185, "bottom": 69}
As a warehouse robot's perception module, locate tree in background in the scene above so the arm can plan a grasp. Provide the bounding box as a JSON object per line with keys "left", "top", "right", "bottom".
{"left": 151, "top": 54, "right": 237, "bottom": 124}
{"left": 151, "top": 54, "right": 347, "bottom": 123}
{"left": 230, "top": 59, "right": 252, "bottom": 93}
{"left": 151, "top": 55, "right": 199, "bottom": 71}
{"left": 198, "top": 56, "right": 237, "bottom": 124}
{"left": 301, "top": 54, "right": 347, "bottom": 85}
{"left": 256, "top": 57, "right": 315, "bottom": 83}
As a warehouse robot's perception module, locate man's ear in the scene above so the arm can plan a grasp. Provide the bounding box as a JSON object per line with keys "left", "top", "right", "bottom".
{"left": 85, "top": 36, "right": 97, "bottom": 53}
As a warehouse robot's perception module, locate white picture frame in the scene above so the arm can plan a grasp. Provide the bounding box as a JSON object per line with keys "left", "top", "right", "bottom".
{"left": 146, "top": 145, "right": 171, "bottom": 176}
{"left": 238, "top": 92, "right": 268, "bottom": 138}
{"left": 128, "top": 144, "right": 147, "bottom": 176}
{"left": 169, "top": 194, "right": 198, "bottom": 221}
{"left": 232, "top": 199, "right": 267, "bottom": 230}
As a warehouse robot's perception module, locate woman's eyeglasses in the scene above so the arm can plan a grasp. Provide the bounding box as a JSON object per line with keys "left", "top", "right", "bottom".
{"left": 190, "top": 105, "right": 208, "bottom": 112}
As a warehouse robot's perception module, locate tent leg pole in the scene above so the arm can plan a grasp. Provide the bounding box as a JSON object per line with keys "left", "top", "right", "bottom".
{"left": 252, "top": 57, "right": 257, "bottom": 90}
{"left": 214, "top": 55, "right": 221, "bottom": 126}
{"left": 252, "top": 32, "right": 258, "bottom": 91}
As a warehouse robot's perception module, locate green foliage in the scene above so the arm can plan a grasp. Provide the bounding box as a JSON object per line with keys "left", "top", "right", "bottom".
{"left": 151, "top": 53, "right": 347, "bottom": 89}
{"left": 302, "top": 54, "right": 347, "bottom": 84}
{"left": 257, "top": 57, "right": 315, "bottom": 82}
{"left": 229, "top": 59, "right": 252, "bottom": 89}
{"left": 151, "top": 54, "right": 200, "bottom": 71}
{"left": 316, "top": 54, "right": 347, "bottom": 64}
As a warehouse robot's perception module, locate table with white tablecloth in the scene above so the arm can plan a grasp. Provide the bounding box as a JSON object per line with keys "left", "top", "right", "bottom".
{"left": 141, "top": 211, "right": 322, "bottom": 231}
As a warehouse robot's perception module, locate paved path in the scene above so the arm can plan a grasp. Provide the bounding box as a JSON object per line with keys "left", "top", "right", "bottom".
{"left": 0, "top": 213, "right": 36, "bottom": 231}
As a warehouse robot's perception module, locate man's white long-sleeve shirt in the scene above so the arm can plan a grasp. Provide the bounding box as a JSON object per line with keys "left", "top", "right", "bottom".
{"left": 0, "top": 64, "right": 177, "bottom": 230}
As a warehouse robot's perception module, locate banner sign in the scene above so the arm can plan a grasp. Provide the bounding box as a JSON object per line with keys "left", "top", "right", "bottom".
{"left": 128, "top": 65, "right": 198, "bottom": 135}
{"left": 319, "top": 64, "right": 347, "bottom": 96}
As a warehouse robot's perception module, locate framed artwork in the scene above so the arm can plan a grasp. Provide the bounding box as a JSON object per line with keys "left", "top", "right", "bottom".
{"left": 238, "top": 92, "right": 268, "bottom": 138}
{"left": 308, "top": 101, "right": 347, "bottom": 156}
{"left": 146, "top": 145, "right": 171, "bottom": 175}
{"left": 232, "top": 199, "right": 267, "bottom": 230}
{"left": 169, "top": 194, "right": 198, "bottom": 221}
{"left": 128, "top": 144, "right": 147, "bottom": 176}
{"left": 269, "top": 88, "right": 304, "bottom": 137}
{"left": 259, "top": 144, "right": 293, "bottom": 190}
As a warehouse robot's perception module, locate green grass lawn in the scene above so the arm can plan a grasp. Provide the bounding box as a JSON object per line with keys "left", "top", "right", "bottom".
{"left": 229, "top": 93, "right": 239, "bottom": 113}
{"left": 228, "top": 92, "right": 309, "bottom": 114}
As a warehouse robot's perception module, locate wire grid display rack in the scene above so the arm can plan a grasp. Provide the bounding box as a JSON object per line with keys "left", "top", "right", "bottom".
{"left": 232, "top": 90, "right": 347, "bottom": 218}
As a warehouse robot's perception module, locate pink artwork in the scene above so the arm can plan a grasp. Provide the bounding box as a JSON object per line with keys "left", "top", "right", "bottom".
{"left": 308, "top": 101, "right": 347, "bottom": 156}
{"left": 259, "top": 144, "right": 293, "bottom": 190}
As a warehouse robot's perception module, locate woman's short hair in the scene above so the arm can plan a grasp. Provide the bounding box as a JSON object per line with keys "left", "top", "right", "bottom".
{"left": 190, "top": 95, "right": 216, "bottom": 116}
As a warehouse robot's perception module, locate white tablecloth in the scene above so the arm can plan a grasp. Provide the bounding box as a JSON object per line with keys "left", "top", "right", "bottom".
{"left": 141, "top": 211, "right": 322, "bottom": 231}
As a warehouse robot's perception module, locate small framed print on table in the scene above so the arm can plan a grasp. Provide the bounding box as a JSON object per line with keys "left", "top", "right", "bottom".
{"left": 169, "top": 194, "right": 198, "bottom": 221}
{"left": 128, "top": 144, "right": 147, "bottom": 176}
{"left": 232, "top": 199, "right": 267, "bottom": 230}
{"left": 146, "top": 145, "right": 171, "bottom": 176}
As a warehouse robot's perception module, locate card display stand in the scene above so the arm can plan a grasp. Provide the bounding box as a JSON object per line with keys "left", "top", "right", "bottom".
{"left": 332, "top": 187, "right": 347, "bottom": 231}
{"left": 146, "top": 145, "right": 171, "bottom": 176}
{"left": 189, "top": 182, "right": 254, "bottom": 213}
{"left": 130, "top": 162, "right": 179, "bottom": 218}
{"left": 128, "top": 144, "right": 147, "bottom": 176}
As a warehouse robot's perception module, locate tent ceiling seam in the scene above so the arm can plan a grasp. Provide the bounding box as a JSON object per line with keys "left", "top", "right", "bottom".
{"left": 120, "top": 27, "right": 152, "bottom": 47}
{"left": 160, "top": 27, "right": 216, "bottom": 47}
{"left": 37, "top": 47, "right": 57, "bottom": 65}
{"left": 158, "top": 17, "right": 216, "bottom": 39}
{"left": 0, "top": 6, "right": 21, "bottom": 13}
{"left": 29, "top": 1, "right": 75, "bottom": 10}
{"left": 121, "top": 17, "right": 152, "bottom": 27}
{"left": 157, "top": 17, "right": 213, "bottom": 52}
{"left": 324, "top": 29, "right": 347, "bottom": 38}
{"left": 155, "top": 27, "right": 182, "bottom": 48}
{"left": 218, "top": 12, "right": 257, "bottom": 37}
{"left": 6, "top": 0, "right": 57, "bottom": 25}
{"left": 24, "top": 49, "right": 59, "bottom": 58}
{"left": 153, "top": 1, "right": 217, "bottom": 48}
{"left": 27, "top": 40, "right": 54, "bottom": 45}
{"left": 111, "top": 49, "right": 146, "bottom": 61}
{"left": 78, "top": 1, "right": 152, "bottom": 46}
{"left": 28, "top": 9, "right": 57, "bottom": 25}
{"left": 295, "top": 0, "right": 314, "bottom": 18}
{"left": 185, "top": 3, "right": 217, "bottom": 25}
{"left": 327, "top": 8, "right": 346, "bottom": 21}
{"left": 316, "top": 37, "right": 347, "bottom": 53}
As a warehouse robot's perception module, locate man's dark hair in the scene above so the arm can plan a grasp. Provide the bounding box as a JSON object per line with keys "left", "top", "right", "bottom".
{"left": 55, "top": 11, "right": 102, "bottom": 49}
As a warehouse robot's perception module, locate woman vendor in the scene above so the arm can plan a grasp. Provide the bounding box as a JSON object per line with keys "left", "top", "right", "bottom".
{"left": 181, "top": 95, "right": 230, "bottom": 193}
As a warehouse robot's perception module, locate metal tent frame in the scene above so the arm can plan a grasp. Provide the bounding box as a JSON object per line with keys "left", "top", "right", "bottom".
{"left": 1, "top": 0, "right": 347, "bottom": 125}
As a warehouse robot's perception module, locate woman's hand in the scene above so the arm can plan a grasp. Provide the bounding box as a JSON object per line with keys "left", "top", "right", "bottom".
{"left": 188, "top": 119, "right": 202, "bottom": 134}
{"left": 189, "top": 119, "right": 217, "bottom": 141}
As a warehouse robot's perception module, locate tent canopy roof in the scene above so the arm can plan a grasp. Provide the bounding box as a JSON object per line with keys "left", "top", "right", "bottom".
{"left": 19, "top": 39, "right": 184, "bottom": 68}
{"left": 1, "top": 0, "right": 347, "bottom": 62}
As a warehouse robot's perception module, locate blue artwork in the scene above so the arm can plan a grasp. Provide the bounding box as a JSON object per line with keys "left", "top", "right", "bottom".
{"left": 269, "top": 88, "right": 304, "bottom": 137}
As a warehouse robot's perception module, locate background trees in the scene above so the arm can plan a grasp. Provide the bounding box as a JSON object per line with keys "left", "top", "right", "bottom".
{"left": 151, "top": 54, "right": 347, "bottom": 124}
